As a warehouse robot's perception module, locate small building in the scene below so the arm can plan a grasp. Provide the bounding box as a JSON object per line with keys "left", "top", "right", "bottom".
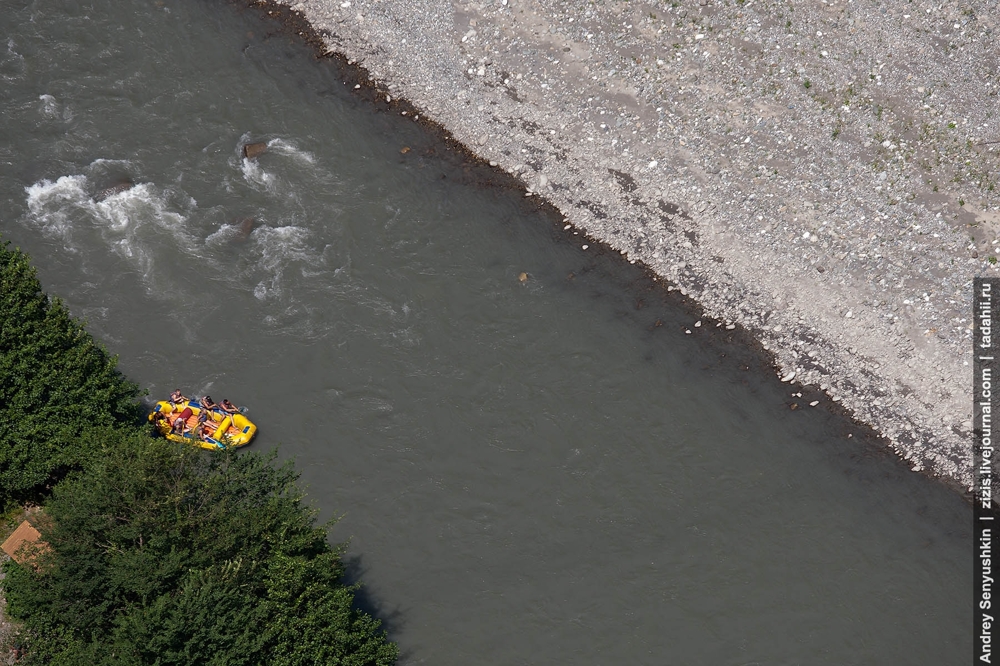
{"left": 1, "top": 520, "right": 49, "bottom": 565}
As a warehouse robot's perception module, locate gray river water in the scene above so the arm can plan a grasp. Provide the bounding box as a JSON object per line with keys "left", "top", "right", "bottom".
{"left": 0, "top": 0, "right": 971, "bottom": 663}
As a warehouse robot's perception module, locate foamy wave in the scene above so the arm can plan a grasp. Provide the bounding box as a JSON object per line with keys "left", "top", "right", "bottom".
{"left": 24, "top": 175, "right": 92, "bottom": 243}
{"left": 89, "top": 157, "right": 133, "bottom": 169}
{"left": 247, "top": 225, "right": 317, "bottom": 301}
{"left": 267, "top": 138, "right": 317, "bottom": 165}
{"left": 234, "top": 135, "right": 337, "bottom": 197}
{"left": 38, "top": 94, "right": 59, "bottom": 118}
{"left": 205, "top": 221, "right": 252, "bottom": 247}
{"left": 1, "top": 38, "right": 25, "bottom": 81}
{"left": 24, "top": 171, "right": 200, "bottom": 291}
{"left": 241, "top": 157, "right": 277, "bottom": 191}
{"left": 93, "top": 182, "right": 187, "bottom": 234}
{"left": 37, "top": 93, "right": 73, "bottom": 122}
{"left": 253, "top": 281, "right": 271, "bottom": 301}
{"left": 254, "top": 225, "right": 313, "bottom": 267}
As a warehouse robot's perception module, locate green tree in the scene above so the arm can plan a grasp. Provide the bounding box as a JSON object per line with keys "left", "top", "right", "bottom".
{"left": 0, "top": 239, "right": 142, "bottom": 506}
{"left": 4, "top": 430, "right": 397, "bottom": 666}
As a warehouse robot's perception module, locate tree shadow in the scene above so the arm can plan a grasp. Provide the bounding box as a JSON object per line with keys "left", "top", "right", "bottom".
{"left": 341, "top": 552, "right": 413, "bottom": 663}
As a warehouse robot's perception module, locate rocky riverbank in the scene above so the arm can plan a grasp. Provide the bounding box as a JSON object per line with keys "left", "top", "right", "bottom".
{"left": 246, "top": 0, "right": 997, "bottom": 492}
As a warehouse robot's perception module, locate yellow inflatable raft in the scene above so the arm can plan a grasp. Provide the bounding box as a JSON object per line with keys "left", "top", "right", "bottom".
{"left": 148, "top": 399, "right": 257, "bottom": 449}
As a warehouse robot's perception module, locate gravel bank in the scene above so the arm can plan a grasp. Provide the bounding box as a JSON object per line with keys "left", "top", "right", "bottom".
{"left": 248, "top": 0, "right": 997, "bottom": 492}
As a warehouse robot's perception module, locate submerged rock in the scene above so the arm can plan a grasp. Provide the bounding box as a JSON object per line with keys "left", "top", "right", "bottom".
{"left": 242, "top": 141, "right": 268, "bottom": 159}
{"left": 93, "top": 180, "right": 134, "bottom": 202}
{"left": 235, "top": 217, "right": 255, "bottom": 240}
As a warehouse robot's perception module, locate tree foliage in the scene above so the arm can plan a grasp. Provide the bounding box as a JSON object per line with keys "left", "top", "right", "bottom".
{"left": 5, "top": 431, "right": 397, "bottom": 666}
{"left": 1, "top": 240, "right": 397, "bottom": 664}
{"left": 0, "top": 239, "right": 142, "bottom": 506}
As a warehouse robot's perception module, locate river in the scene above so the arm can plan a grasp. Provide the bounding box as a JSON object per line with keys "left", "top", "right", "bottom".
{"left": 0, "top": 0, "right": 970, "bottom": 663}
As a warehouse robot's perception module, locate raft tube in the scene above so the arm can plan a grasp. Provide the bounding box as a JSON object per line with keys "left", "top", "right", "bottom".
{"left": 148, "top": 400, "right": 257, "bottom": 450}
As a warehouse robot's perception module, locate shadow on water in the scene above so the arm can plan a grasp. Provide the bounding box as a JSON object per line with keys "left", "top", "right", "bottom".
{"left": 341, "top": 552, "right": 408, "bottom": 649}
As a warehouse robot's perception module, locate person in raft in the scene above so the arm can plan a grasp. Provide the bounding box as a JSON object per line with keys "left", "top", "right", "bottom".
{"left": 171, "top": 406, "right": 195, "bottom": 434}
{"left": 220, "top": 399, "right": 239, "bottom": 415}
{"left": 200, "top": 395, "right": 219, "bottom": 411}
{"left": 169, "top": 389, "right": 188, "bottom": 405}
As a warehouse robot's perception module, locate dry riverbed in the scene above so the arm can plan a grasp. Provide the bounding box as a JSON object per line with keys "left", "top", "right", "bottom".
{"left": 244, "top": 0, "right": 998, "bottom": 493}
